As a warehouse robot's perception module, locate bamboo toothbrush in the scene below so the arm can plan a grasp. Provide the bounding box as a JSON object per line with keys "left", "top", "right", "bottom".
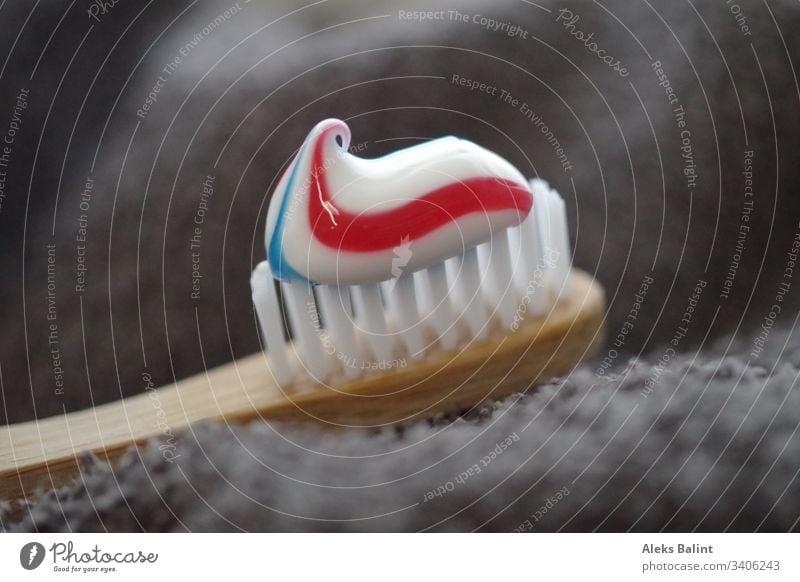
{"left": 0, "top": 120, "right": 604, "bottom": 501}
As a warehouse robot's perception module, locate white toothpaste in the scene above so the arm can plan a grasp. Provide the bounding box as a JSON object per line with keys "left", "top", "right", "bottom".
{"left": 266, "top": 118, "right": 533, "bottom": 285}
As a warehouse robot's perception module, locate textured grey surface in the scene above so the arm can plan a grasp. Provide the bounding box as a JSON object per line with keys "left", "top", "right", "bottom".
{"left": 1, "top": 0, "right": 800, "bottom": 531}
{"left": 4, "top": 327, "right": 800, "bottom": 532}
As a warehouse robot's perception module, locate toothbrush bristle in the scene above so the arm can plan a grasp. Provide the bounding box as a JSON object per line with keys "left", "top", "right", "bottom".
{"left": 420, "top": 262, "right": 460, "bottom": 351}
{"left": 252, "top": 179, "right": 573, "bottom": 386}
{"left": 446, "top": 248, "right": 488, "bottom": 340}
{"left": 316, "top": 285, "right": 360, "bottom": 379}
{"left": 477, "top": 230, "right": 517, "bottom": 329}
{"left": 351, "top": 283, "right": 393, "bottom": 365}
{"left": 382, "top": 275, "right": 425, "bottom": 359}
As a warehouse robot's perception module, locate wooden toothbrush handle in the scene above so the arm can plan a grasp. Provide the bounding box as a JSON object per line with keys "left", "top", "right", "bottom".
{"left": 0, "top": 270, "right": 605, "bottom": 501}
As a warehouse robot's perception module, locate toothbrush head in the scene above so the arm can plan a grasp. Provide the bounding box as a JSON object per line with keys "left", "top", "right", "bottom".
{"left": 252, "top": 120, "right": 605, "bottom": 409}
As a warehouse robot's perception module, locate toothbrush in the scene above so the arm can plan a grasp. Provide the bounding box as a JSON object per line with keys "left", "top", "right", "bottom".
{"left": 254, "top": 118, "right": 589, "bottom": 385}
{"left": 0, "top": 120, "right": 604, "bottom": 501}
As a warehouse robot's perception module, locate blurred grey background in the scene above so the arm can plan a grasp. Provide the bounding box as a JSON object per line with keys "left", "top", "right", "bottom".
{"left": 2, "top": 0, "right": 800, "bottom": 532}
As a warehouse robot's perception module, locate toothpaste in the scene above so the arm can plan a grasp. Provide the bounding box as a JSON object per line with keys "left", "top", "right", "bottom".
{"left": 266, "top": 118, "right": 532, "bottom": 285}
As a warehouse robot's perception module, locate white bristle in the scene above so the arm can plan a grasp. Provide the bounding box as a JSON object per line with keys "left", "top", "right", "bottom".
{"left": 548, "top": 192, "right": 573, "bottom": 298}
{"left": 532, "top": 180, "right": 556, "bottom": 288}
{"left": 316, "top": 285, "right": 360, "bottom": 379}
{"left": 418, "top": 262, "right": 460, "bottom": 350}
{"left": 514, "top": 187, "right": 548, "bottom": 317}
{"left": 531, "top": 179, "right": 572, "bottom": 298}
{"left": 506, "top": 222, "right": 523, "bottom": 279}
{"left": 477, "top": 231, "right": 518, "bottom": 329}
{"left": 382, "top": 275, "right": 425, "bottom": 359}
{"left": 251, "top": 261, "right": 294, "bottom": 385}
{"left": 532, "top": 180, "right": 552, "bottom": 256}
{"left": 351, "top": 283, "right": 394, "bottom": 364}
{"left": 445, "top": 248, "right": 489, "bottom": 340}
{"left": 252, "top": 181, "right": 573, "bottom": 387}
{"left": 282, "top": 281, "right": 331, "bottom": 382}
